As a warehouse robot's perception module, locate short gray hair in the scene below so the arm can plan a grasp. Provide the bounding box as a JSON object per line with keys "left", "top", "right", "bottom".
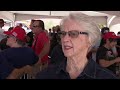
{"left": 60, "top": 13, "right": 101, "bottom": 50}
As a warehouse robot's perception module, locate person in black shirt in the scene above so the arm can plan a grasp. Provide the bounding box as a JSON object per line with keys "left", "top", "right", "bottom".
{"left": 26, "top": 31, "right": 34, "bottom": 47}
{"left": 50, "top": 33, "right": 65, "bottom": 65}
{"left": 96, "top": 32, "right": 120, "bottom": 74}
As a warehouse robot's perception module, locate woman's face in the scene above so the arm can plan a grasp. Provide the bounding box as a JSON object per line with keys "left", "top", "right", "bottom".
{"left": 60, "top": 20, "right": 90, "bottom": 57}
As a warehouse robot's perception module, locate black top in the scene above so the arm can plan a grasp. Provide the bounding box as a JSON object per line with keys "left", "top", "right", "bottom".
{"left": 50, "top": 44, "right": 65, "bottom": 65}
{"left": 117, "top": 38, "right": 120, "bottom": 57}
{"left": 96, "top": 46, "right": 116, "bottom": 74}
{"left": 36, "top": 58, "right": 117, "bottom": 79}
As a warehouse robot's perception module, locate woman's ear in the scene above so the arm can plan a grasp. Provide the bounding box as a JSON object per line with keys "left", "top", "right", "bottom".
{"left": 87, "top": 38, "right": 92, "bottom": 48}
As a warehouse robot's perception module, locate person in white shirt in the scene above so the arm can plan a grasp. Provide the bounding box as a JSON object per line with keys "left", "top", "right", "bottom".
{"left": 0, "top": 19, "right": 6, "bottom": 42}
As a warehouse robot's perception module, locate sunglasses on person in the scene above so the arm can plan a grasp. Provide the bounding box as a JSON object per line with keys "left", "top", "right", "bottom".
{"left": 6, "top": 35, "right": 16, "bottom": 39}
{"left": 58, "top": 30, "right": 88, "bottom": 38}
{"left": 32, "top": 25, "right": 40, "bottom": 28}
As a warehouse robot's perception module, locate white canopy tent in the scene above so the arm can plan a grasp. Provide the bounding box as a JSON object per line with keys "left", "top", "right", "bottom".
{"left": 1, "top": 11, "right": 120, "bottom": 35}
{"left": 1, "top": 11, "right": 120, "bottom": 30}
{"left": 0, "top": 11, "right": 110, "bottom": 26}
{"left": 0, "top": 11, "right": 112, "bottom": 21}
{"left": 0, "top": 11, "right": 15, "bottom": 21}
{"left": 0, "top": 11, "right": 120, "bottom": 22}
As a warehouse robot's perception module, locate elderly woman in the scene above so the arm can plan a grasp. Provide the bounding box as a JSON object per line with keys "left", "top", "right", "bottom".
{"left": 36, "top": 13, "right": 117, "bottom": 79}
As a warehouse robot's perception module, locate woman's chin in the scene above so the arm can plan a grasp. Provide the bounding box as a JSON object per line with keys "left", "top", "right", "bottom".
{"left": 64, "top": 53, "right": 73, "bottom": 57}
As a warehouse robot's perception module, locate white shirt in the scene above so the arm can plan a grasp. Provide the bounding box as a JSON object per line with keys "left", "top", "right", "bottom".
{"left": 0, "top": 27, "right": 6, "bottom": 41}
{"left": 112, "top": 46, "right": 118, "bottom": 57}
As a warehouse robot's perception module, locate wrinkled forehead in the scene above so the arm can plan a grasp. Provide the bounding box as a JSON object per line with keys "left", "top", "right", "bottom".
{"left": 61, "top": 19, "right": 83, "bottom": 31}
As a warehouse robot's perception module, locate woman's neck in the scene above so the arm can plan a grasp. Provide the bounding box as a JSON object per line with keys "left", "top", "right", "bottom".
{"left": 66, "top": 53, "right": 88, "bottom": 79}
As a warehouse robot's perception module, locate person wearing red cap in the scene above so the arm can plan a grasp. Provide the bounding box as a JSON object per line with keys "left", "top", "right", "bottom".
{"left": 96, "top": 32, "right": 120, "bottom": 75}
{"left": 104, "top": 32, "right": 118, "bottom": 57}
{"left": 4, "top": 26, "right": 27, "bottom": 43}
{"left": 0, "top": 26, "right": 39, "bottom": 79}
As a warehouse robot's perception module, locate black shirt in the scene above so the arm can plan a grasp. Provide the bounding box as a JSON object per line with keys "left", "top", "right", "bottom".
{"left": 96, "top": 46, "right": 116, "bottom": 74}
{"left": 50, "top": 44, "right": 65, "bottom": 65}
{"left": 36, "top": 58, "right": 117, "bottom": 79}
{"left": 117, "top": 38, "right": 120, "bottom": 57}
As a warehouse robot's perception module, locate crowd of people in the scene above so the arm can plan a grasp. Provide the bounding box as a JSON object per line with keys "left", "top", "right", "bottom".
{"left": 0, "top": 12, "right": 120, "bottom": 79}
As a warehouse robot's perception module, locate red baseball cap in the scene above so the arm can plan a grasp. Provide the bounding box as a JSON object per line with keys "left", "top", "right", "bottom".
{"left": 4, "top": 26, "right": 26, "bottom": 42}
{"left": 103, "top": 32, "right": 119, "bottom": 40}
